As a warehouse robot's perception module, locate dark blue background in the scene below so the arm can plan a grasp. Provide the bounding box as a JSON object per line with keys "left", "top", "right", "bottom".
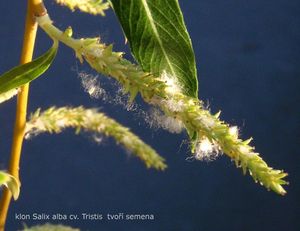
{"left": 0, "top": 0, "right": 299, "bottom": 230}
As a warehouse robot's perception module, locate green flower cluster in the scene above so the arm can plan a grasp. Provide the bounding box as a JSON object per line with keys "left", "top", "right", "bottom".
{"left": 36, "top": 14, "right": 288, "bottom": 195}
{"left": 55, "top": 0, "right": 110, "bottom": 16}
{"left": 81, "top": 42, "right": 167, "bottom": 102}
{"left": 156, "top": 92, "right": 288, "bottom": 194}
{"left": 26, "top": 107, "right": 167, "bottom": 170}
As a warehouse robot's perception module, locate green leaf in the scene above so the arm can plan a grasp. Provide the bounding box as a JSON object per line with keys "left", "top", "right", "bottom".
{"left": 0, "top": 40, "right": 58, "bottom": 94}
{"left": 111, "top": 0, "right": 198, "bottom": 98}
{"left": 0, "top": 171, "right": 20, "bottom": 200}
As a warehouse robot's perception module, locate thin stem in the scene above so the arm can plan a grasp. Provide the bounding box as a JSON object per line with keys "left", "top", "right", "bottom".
{"left": 0, "top": 0, "right": 46, "bottom": 230}
{"left": 37, "top": 15, "right": 81, "bottom": 50}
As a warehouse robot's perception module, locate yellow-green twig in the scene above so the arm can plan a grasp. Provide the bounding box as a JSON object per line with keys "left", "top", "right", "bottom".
{"left": 0, "top": 0, "right": 46, "bottom": 229}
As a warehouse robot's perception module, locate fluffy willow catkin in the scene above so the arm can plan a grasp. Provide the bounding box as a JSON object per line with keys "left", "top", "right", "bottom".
{"left": 55, "top": 0, "right": 110, "bottom": 16}
{"left": 36, "top": 14, "right": 288, "bottom": 194}
{"left": 25, "top": 107, "right": 166, "bottom": 170}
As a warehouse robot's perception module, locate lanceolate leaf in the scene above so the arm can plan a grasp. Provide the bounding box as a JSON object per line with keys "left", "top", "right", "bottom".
{"left": 0, "top": 171, "right": 20, "bottom": 200}
{"left": 0, "top": 40, "right": 58, "bottom": 94}
{"left": 111, "top": 0, "right": 198, "bottom": 98}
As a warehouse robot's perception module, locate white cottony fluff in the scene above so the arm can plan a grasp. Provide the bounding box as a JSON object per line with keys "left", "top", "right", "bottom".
{"left": 146, "top": 108, "right": 184, "bottom": 134}
{"left": 160, "top": 70, "right": 182, "bottom": 95}
{"left": 78, "top": 72, "right": 106, "bottom": 99}
{"left": 197, "top": 114, "right": 215, "bottom": 129}
{"left": 229, "top": 126, "right": 239, "bottom": 139}
{"left": 195, "top": 137, "right": 221, "bottom": 161}
{"left": 162, "top": 98, "right": 185, "bottom": 112}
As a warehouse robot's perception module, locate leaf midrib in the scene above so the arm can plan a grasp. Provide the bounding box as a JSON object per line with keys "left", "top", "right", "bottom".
{"left": 141, "top": 0, "right": 177, "bottom": 79}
